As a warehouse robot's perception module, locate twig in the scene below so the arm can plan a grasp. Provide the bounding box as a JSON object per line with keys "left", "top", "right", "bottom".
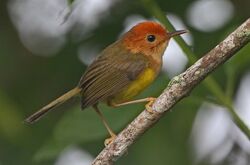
{"left": 92, "top": 18, "right": 250, "bottom": 165}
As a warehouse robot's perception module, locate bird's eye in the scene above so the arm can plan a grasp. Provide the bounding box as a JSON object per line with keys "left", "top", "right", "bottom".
{"left": 147, "top": 35, "right": 156, "bottom": 42}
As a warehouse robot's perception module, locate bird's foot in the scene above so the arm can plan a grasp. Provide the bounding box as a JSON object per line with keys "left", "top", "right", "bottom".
{"left": 104, "top": 134, "right": 117, "bottom": 147}
{"left": 145, "top": 97, "right": 157, "bottom": 113}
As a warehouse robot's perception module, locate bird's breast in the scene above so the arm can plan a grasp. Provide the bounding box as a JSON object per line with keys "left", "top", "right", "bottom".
{"left": 108, "top": 67, "right": 158, "bottom": 105}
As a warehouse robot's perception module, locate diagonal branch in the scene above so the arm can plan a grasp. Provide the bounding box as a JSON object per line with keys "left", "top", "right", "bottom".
{"left": 92, "top": 18, "right": 250, "bottom": 165}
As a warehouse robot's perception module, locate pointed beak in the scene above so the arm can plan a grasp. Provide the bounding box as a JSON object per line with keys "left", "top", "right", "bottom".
{"left": 168, "top": 30, "right": 188, "bottom": 38}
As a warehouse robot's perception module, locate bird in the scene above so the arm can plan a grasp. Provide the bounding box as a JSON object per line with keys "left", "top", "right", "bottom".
{"left": 25, "top": 21, "right": 187, "bottom": 146}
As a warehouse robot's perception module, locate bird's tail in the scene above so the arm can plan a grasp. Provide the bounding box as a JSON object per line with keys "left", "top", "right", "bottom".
{"left": 25, "top": 87, "right": 82, "bottom": 124}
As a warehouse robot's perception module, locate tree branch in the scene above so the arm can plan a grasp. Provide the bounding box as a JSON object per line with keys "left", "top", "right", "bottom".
{"left": 92, "top": 18, "right": 250, "bottom": 165}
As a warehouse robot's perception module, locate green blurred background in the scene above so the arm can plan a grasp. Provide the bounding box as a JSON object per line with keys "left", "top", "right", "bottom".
{"left": 0, "top": 0, "right": 250, "bottom": 164}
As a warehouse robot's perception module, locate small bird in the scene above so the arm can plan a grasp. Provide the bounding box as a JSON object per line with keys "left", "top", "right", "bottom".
{"left": 25, "top": 21, "right": 187, "bottom": 145}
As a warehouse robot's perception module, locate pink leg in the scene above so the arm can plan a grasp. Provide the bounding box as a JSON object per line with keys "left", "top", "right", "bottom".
{"left": 111, "top": 97, "right": 156, "bottom": 113}
{"left": 93, "top": 104, "right": 116, "bottom": 146}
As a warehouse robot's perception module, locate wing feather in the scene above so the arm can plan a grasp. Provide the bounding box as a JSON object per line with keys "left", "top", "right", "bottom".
{"left": 78, "top": 42, "right": 147, "bottom": 109}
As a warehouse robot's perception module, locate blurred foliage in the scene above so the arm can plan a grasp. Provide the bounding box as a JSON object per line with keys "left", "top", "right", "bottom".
{"left": 0, "top": 0, "right": 249, "bottom": 165}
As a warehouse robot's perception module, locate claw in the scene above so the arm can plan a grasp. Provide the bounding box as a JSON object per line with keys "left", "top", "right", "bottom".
{"left": 145, "top": 97, "right": 156, "bottom": 113}
{"left": 104, "top": 134, "right": 117, "bottom": 147}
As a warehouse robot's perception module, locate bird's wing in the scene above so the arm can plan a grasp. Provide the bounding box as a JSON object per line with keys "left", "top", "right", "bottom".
{"left": 78, "top": 42, "right": 147, "bottom": 109}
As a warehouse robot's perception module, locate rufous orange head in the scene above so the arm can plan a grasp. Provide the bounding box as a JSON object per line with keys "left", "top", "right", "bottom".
{"left": 122, "top": 21, "right": 187, "bottom": 57}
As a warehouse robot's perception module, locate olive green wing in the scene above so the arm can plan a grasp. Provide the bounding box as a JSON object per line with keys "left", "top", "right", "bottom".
{"left": 78, "top": 43, "right": 147, "bottom": 109}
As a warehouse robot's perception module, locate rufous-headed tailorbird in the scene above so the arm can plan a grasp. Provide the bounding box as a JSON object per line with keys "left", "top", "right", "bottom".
{"left": 25, "top": 21, "right": 187, "bottom": 146}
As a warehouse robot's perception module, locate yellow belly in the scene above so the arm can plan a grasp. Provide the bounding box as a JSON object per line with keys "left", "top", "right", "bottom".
{"left": 109, "top": 68, "right": 157, "bottom": 104}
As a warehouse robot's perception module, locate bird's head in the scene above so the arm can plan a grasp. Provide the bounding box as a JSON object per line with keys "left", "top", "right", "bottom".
{"left": 122, "top": 21, "right": 187, "bottom": 58}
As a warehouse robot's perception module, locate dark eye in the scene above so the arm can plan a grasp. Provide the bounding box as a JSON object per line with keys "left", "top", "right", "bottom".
{"left": 147, "top": 35, "right": 156, "bottom": 42}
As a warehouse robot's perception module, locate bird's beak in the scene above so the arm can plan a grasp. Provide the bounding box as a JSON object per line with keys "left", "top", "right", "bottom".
{"left": 168, "top": 30, "right": 188, "bottom": 38}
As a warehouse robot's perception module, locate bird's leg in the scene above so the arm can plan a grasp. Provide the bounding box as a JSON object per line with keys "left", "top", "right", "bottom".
{"left": 93, "top": 104, "right": 116, "bottom": 146}
{"left": 111, "top": 97, "right": 156, "bottom": 113}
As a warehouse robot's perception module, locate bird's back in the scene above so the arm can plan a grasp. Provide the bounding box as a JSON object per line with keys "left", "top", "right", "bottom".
{"left": 78, "top": 41, "right": 148, "bottom": 109}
